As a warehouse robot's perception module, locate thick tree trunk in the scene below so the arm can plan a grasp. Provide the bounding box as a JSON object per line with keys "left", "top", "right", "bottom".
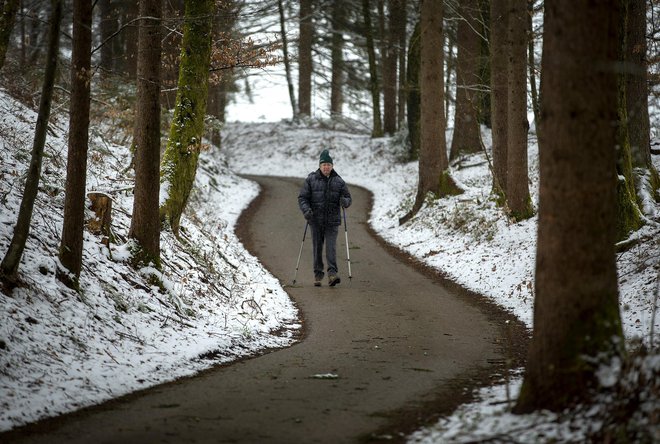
{"left": 160, "top": 0, "right": 214, "bottom": 234}
{"left": 506, "top": 0, "right": 533, "bottom": 220}
{"left": 406, "top": 21, "right": 420, "bottom": 161}
{"left": 1, "top": 0, "right": 61, "bottom": 282}
{"left": 298, "top": 0, "right": 312, "bottom": 117}
{"left": 490, "top": 0, "right": 508, "bottom": 200}
{"left": 420, "top": 0, "right": 445, "bottom": 189}
{"left": 363, "top": 0, "right": 383, "bottom": 137}
{"left": 59, "top": 0, "right": 93, "bottom": 285}
{"left": 400, "top": 0, "right": 459, "bottom": 225}
{"left": 515, "top": 1, "right": 625, "bottom": 413}
{"left": 450, "top": 0, "right": 482, "bottom": 161}
{"left": 129, "top": 0, "right": 162, "bottom": 267}
{"left": 330, "top": 0, "right": 344, "bottom": 117}
{"left": 0, "top": 0, "right": 19, "bottom": 71}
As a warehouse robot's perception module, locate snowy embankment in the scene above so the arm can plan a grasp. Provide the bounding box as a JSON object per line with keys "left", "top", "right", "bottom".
{"left": 0, "top": 92, "right": 299, "bottom": 431}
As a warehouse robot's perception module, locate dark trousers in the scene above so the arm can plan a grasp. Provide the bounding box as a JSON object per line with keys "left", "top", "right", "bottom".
{"left": 310, "top": 224, "right": 338, "bottom": 279}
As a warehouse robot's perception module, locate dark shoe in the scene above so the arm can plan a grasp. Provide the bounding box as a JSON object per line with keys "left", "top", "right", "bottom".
{"left": 329, "top": 275, "right": 341, "bottom": 287}
{"left": 314, "top": 278, "right": 322, "bottom": 287}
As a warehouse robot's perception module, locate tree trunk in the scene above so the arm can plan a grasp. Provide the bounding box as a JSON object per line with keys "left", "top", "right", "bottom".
{"left": 278, "top": 0, "right": 297, "bottom": 119}
{"left": 160, "top": 0, "right": 214, "bottom": 234}
{"left": 528, "top": 0, "right": 541, "bottom": 142}
{"left": 59, "top": 0, "right": 92, "bottom": 286}
{"left": 123, "top": 0, "right": 138, "bottom": 78}
{"left": 626, "top": 0, "right": 650, "bottom": 169}
{"left": 615, "top": 0, "right": 643, "bottom": 240}
{"left": 490, "top": 0, "right": 508, "bottom": 200}
{"left": 382, "top": 0, "right": 399, "bottom": 135}
{"left": 406, "top": 20, "right": 420, "bottom": 161}
{"left": 129, "top": 0, "right": 162, "bottom": 267}
{"left": 419, "top": 0, "right": 451, "bottom": 184}
{"left": 514, "top": 1, "right": 625, "bottom": 413}
{"left": 98, "top": 0, "right": 116, "bottom": 81}
{"left": 450, "top": 0, "right": 482, "bottom": 161}
{"left": 298, "top": 0, "right": 312, "bottom": 117}
{"left": 0, "top": 0, "right": 19, "bottom": 71}
{"left": 400, "top": 0, "right": 459, "bottom": 225}
{"left": 330, "top": 0, "right": 344, "bottom": 117}
{"left": 477, "top": 0, "right": 491, "bottom": 127}
{"left": 506, "top": 0, "right": 533, "bottom": 220}
{"left": 395, "top": 0, "right": 407, "bottom": 126}
{"left": 1, "top": 0, "right": 61, "bottom": 282}
{"left": 363, "top": 0, "right": 383, "bottom": 137}
{"left": 162, "top": 0, "right": 184, "bottom": 109}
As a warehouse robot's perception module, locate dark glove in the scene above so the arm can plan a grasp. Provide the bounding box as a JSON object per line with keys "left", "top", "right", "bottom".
{"left": 341, "top": 197, "right": 350, "bottom": 208}
{"left": 304, "top": 210, "right": 313, "bottom": 221}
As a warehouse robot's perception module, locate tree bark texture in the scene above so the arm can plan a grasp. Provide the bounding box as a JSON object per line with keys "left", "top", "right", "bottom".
{"left": 625, "top": 0, "right": 651, "bottom": 169}
{"left": 278, "top": 0, "right": 297, "bottom": 119}
{"left": 382, "top": 0, "right": 400, "bottom": 134}
{"left": 129, "top": 0, "right": 162, "bottom": 266}
{"left": 59, "top": 0, "right": 92, "bottom": 283}
{"left": 477, "top": 0, "right": 491, "bottom": 127}
{"left": 506, "top": 0, "right": 533, "bottom": 220}
{"left": 123, "top": 0, "right": 139, "bottom": 78}
{"left": 490, "top": 0, "right": 508, "bottom": 199}
{"left": 98, "top": 0, "right": 116, "bottom": 80}
{"left": 298, "top": 0, "right": 312, "bottom": 117}
{"left": 395, "top": 0, "right": 407, "bottom": 126}
{"left": 450, "top": 0, "right": 482, "bottom": 161}
{"left": 419, "top": 0, "right": 445, "bottom": 197}
{"left": 1, "top": 0, "right": 61, "bottom": 281}
{"left": 330, "top": 0, "right": 344, "bottom": 117}
{"left": 406, "top": 21, "right": 420, "bottom": 161}
{"left": 515, "top": 1, "right": 624, "bottom": 413}
{"left": 400, "top": 0, "right": 458, "bottom": 225}
{"left": 160, "top": 0, "right": 214, "bottom": 234}
{"left": 0, "top": 0, "right": 19, "bottom": 71}
{"left": 363, "top": 0, "right": 383, "bottom": 137}
{"left": 615, "top": 0, "right": 643, "bottom": 240}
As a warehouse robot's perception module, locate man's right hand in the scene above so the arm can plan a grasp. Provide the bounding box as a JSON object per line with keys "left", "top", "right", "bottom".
{"left": 304, "top": 210, "right": 313, "bottom": 221}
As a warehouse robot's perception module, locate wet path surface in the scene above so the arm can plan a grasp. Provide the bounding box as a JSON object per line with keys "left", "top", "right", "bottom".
{"left": 6, "top": 176, "right": 510, "bottom": 443}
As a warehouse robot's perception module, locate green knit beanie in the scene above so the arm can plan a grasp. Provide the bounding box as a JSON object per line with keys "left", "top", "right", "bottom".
{"left": 319, "top": 149, "right": 333, "bottom": 165}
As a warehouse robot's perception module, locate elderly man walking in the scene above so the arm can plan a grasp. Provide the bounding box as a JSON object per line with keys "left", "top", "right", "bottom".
{"left": 298, "top": 149, "right": 352, "bottom": 286}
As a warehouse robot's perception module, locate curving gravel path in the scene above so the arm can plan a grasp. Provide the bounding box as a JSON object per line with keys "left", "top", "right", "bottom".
{"left": 5, "top": 176, "right": 525, "bottom": 444}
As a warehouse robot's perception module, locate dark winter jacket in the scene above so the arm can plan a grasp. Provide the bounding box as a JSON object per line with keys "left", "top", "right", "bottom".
{"left": 298, "top": 169, "right": 352, "bottom": 227}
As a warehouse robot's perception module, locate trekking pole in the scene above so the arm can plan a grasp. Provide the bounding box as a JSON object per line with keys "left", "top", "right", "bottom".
{"left": 342, "top": 207, "right": 352, "bottom": 281}
{"left": 292, "top": 222, "right": 309, "bottom": 286}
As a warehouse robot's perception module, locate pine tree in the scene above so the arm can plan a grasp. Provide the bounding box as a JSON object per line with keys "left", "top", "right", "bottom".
{"left": 160, "top": 0, "right": 215, "bottom": 234}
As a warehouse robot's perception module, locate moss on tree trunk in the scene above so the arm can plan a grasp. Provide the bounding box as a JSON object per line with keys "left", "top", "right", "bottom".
{"left": 160, "top": 0, "right": 214, "bottom": 234}
{"left": 613, "top": 0, "right": 643, "bottom": 241}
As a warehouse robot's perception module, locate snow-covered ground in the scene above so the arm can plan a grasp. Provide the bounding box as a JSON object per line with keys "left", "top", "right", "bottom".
{"left": 0, "top": 87, "right": 658, "bottom": 441}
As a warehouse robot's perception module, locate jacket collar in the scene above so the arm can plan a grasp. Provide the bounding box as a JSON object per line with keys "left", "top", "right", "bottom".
{"left": 316, "top": 168, "right": 338, "bottom": 179}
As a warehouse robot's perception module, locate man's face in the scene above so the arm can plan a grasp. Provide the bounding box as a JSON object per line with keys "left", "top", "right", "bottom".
{"left": 320, "top": 162, "right": 333, "bottom": 177}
